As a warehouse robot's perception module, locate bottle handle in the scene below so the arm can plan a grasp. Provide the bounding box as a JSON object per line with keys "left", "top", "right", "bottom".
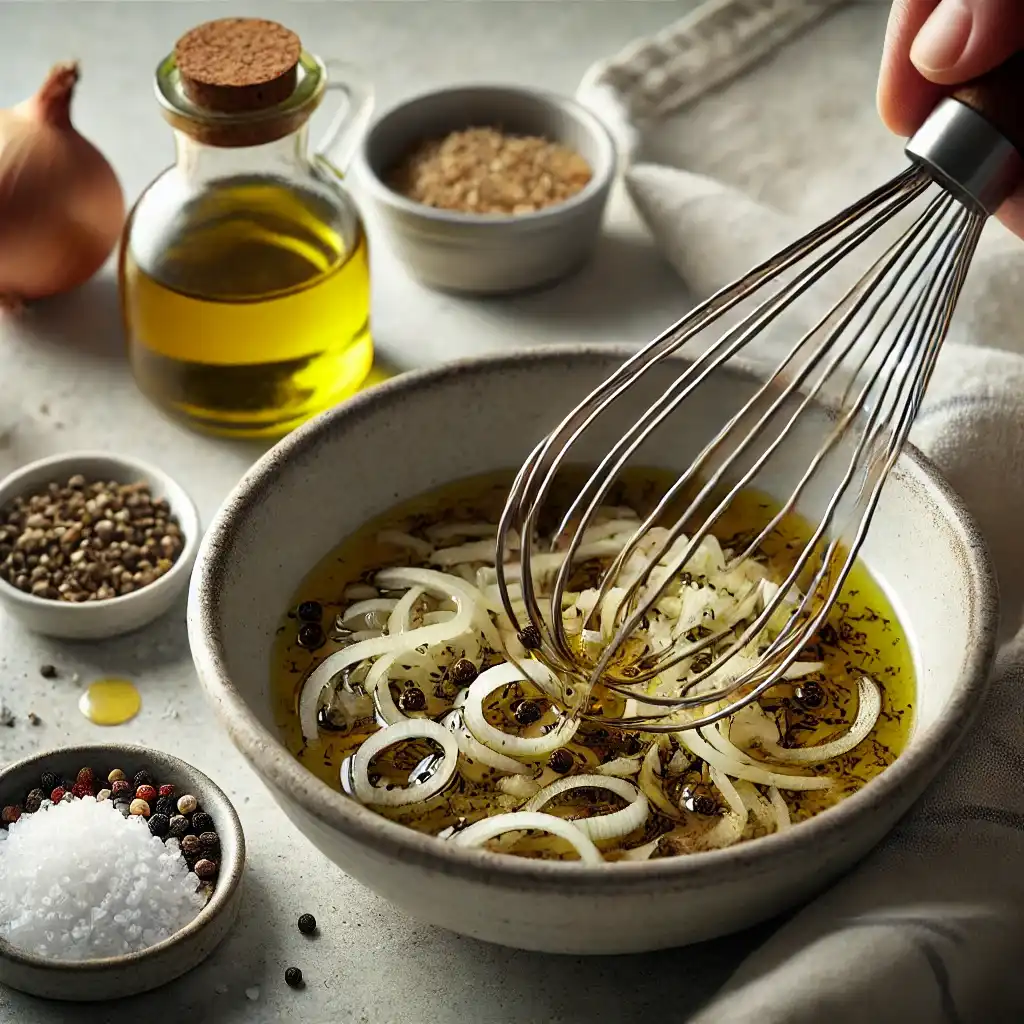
{"left": 315, "top": 59, "right": 375, "bottom": 175}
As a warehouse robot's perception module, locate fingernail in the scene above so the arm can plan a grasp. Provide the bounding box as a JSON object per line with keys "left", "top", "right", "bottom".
{"left": 911, "top": 0, "right": 972, "bottom": 74}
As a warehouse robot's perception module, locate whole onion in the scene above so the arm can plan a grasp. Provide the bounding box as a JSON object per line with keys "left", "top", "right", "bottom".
{"left": 0, "top": 62, "right": 125, "bottom": 310}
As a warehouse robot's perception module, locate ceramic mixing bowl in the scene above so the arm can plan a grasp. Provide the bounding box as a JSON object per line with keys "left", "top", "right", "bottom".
{"left": 188, "top": 346, "right": 997, "bottom": 955}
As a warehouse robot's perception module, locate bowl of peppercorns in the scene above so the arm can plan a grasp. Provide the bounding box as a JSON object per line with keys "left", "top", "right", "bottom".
{"left": 0, "top": 451, "right": 200, "bottom": 639}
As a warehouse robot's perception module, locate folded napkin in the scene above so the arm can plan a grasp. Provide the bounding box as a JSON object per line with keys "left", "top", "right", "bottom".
{"left": 579, "top": 2, "right": 1024, "bottom": 1020}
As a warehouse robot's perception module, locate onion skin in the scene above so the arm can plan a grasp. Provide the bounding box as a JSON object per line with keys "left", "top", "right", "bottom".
{"left": 0, "top": 62, "right": 125, "bottom": 309}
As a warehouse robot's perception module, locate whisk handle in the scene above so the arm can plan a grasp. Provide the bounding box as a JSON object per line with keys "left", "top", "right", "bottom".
{"left": 906, "top": 51, "right": 1024, "bottom": 215}
{"left": 951, "top": 51, "right": 1024, "bottom": 157}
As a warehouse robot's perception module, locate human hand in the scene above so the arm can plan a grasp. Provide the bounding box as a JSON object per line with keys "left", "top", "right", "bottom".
{"left": 877, "top": 0, "right": 1024, "bottom": 236}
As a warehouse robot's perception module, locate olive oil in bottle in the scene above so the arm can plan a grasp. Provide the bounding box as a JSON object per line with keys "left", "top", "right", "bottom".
{"left": 122, "top": 17, "right": 377, "bottom": 437}
{"left": 123, "top": 178, "right": 372, "bottom": 437}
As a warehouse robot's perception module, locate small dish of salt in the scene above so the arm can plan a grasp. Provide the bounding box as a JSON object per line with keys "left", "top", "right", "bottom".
{"left": 0, "top": 744, "right": 244, "bottom": 1002}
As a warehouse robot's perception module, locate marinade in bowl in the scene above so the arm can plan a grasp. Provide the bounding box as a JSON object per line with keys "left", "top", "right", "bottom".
{"left": 271, "top": 469, "right": 914, "bottom": 865}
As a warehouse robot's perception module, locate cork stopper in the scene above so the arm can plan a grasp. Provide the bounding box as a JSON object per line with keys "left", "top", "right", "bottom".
{"left": 175, "top": 17, "right": 301, "bottom": 113}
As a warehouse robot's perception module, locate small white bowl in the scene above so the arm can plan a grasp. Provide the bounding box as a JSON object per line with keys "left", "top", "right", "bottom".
{"left": 0, "top": 744, "right": 245, "bottom": 1001}
{"left": 353, "top": 84, "right": 617, "bottom": 295}
{"left": 0, "top": 452, "right": 200, "bottom": 640}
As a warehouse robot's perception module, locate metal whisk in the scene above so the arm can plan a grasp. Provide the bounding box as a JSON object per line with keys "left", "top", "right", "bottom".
{"left": 495, "top": 58, "right": 1024, "bottom": 731}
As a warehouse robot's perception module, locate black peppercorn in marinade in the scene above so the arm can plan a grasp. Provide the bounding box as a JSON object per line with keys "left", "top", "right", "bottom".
{"left": 270, "top": 471, "right": 914, "bottom": 862}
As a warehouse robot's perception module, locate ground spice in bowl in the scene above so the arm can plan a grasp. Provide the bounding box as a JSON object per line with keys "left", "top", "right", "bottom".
{"left": 0, "top": 476, "right": 184, "bottom": 602}
{"left": 387, "top": 127, "right": 593, "bottom": 215}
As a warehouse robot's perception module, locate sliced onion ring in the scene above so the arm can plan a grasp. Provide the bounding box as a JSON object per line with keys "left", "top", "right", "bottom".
{"left": 678, "top": 728, "right": 832, "bottom": 791}
{"left": 366, "top": 653, "right": 404, "bottom": 725}
{"left": 524, "top": 774, "right": 648, "bottom": 841}
{"left": 444, "top": 691, "right": 532, "bottom": 775}
{"left": 351, "top": 719, "right": 458, "bottom": 807}
{"left": 638, "top": 740, "right": 682, "bottom": 820}
{"left": 340, "top": 598, "right": 399, "bottom": 625}
{"left": 298, "top": 568, "right": 482, "bottom": 740}
{"left": 702, "top": 766, "right": 748, "bottom": 849}
{"left": 768, "top": 786, "right": 791, "bottom": 831}
{"left": 386, "top": 585, "right": 425, "bottom": 637}
{"left": 449, "top": 811, "right": 603, "bottom": 864}
{"left": 462, "top": 662, "right": 578, "bottom": 758}
{"left": 764, "top": 677, "right": 881, "bottom": 764}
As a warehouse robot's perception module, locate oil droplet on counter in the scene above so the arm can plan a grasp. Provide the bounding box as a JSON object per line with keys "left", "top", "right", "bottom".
{"left": 78, "top": 678, "right": 141, "bottom": 726}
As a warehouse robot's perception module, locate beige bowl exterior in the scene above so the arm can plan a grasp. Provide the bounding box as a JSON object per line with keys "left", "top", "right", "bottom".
{"left": 188, "top": 346, "right": 997, "bottom": 954}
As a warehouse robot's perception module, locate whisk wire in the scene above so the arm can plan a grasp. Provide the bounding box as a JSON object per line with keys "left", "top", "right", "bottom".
{"left": 495, "top": 167, "right": 927, "bottom": 639}
{"left": 497, "top": 140, "right": 990, "bottom": 733}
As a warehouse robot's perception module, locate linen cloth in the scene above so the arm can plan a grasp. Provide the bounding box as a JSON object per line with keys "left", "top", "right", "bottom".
{"left": 578, "top": 1, "right": 1024, "bottom": 1020}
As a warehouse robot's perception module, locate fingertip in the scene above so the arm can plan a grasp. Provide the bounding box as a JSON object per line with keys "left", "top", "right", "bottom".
{"left": 877, "top": 0, "right": 946, "bottom": 136}
{"left": 877, "top": 72, "right": 947, "bottom": 137}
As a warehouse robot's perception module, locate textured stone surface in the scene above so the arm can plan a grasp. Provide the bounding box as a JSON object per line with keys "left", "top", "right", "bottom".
{"left": 0, "top": 1, "right": 789, "bottom": 1021}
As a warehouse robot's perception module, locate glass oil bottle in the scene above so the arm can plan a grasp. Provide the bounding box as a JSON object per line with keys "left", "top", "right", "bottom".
{"left": 120, "top": 17, "right": 376, "bottom": 437}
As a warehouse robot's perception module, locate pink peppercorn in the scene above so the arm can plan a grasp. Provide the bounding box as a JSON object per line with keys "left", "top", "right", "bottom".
{"left": 159, "top": 784, "right": 175, "bottom": 797}
{"left": 50, "top": 787, "right": 65, "bottom": 803}
{"left": 136, "top": 784, "right": 157, "bottom": 803}
{"left": 111, "top": 780, "right": 131, "bottom": 798}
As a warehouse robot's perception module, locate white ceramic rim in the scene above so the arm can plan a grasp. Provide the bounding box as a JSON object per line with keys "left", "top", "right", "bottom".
{"left": 0, "top": 743, "right": 245, "bottom": 974}
{"left": 189, "top": 344, "right": 998, "bottom": 894}
{"left": 355, "top": 83, "right": 618, "bottom": 226}
{"left": 0, "top": 451, "right": 200, "bottom": 619}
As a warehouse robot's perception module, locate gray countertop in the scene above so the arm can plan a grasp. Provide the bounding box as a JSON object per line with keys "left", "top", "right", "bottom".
{"left": 0, "top": 2, "right": 775, "bottom": 1022}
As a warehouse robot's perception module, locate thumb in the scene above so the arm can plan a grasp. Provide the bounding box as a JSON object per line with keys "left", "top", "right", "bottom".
{"left": 911, "top": 0, "right": 1024, "bottom": 85}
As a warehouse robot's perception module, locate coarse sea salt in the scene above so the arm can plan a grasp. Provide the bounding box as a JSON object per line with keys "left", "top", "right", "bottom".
{"left": 0, "top": 795, "right": 205, "bottom": 961}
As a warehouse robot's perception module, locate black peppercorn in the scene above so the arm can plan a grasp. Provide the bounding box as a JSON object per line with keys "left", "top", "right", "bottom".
{"left": 180, "top": 834, "right": 201, "bottom": 859}
{"left": 168, "top": 815, "right": 189, "bottom": 838}
{"left": 40, "top": 771, "right": 58, "bottom": 793}
{"left": 132, "top": 770, "right": 153, "bottom": 790}
{"left": 397, "top": 687, "right": 427, "bottom": 713}
{"left": 148, "top": 813, "right": 170, "bottom": 837}
{"left": 681, "top": 785, "right": 718, "bottom": 816}
{"left": 154, "top": 795, "right": 176, "bottom": 818}
{"left": 694, "top": 794, "right": 718, "bottom": 816}
{"left": 24, "top": 788, "right": 46, "bottom": 813}
{"left": 548, "top": 748, "right": 573, "bottom": 774}
{"left": 317, "top": 706, "right": 348, "bottom": 732}
{"left": 285, "top": 967, "right": 303, "bottom": 989}
{"left": 512, "top": 699, "right": 542, "bottom": 726}
{"left": 518, "top": 625, "right": 542, "bottom": 650}
{"left": 198, "top": 831, "right": 220, "bottom": 857}
{"left": 39, "top": 664, "right": 58, "bottom": 679}
{"left": 795, "top": 681, "right": 826, "bottom": 709}
{"left": 297, "top": 623, "right": 325, "bottom": 650}
{"left": 192, "top": 811, "right": 213, "bottom": 833}
{"left": 297, "top": 913, "right": 317, "bottom": 935}
{"left": 297, "top": 601, "right": 323, "bottom": 622}
{"left": 450, "top": 659, "right": 478, "bottom": 686}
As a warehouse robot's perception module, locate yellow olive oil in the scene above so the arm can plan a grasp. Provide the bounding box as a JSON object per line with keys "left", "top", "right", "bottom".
{"left": 269, "top": 471, "right": 915, "bottom": 855}
{"left": 122, "top": 179, "right": 373, "bottom": 438}
{"left": 79, "top": 678, "right": 142, "bottom": 727}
